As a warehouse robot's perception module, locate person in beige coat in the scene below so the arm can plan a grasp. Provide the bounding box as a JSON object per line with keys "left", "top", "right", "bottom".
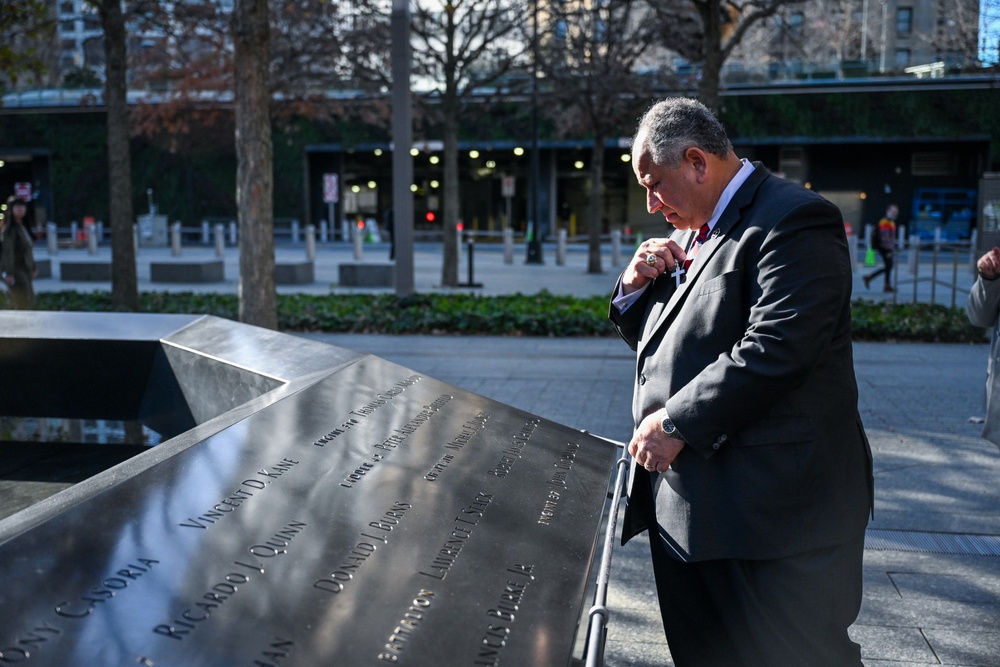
{"left": 967, "top": 246, "right": 1000, "bottom": 446}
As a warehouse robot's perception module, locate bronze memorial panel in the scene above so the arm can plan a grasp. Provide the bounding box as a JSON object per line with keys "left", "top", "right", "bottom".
{"left": 0, "top": 313, "right": 619, "bottom": 666}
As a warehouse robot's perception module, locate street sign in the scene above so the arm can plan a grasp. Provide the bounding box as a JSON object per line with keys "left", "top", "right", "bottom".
{"left": 14, "top": 182, "right": 31, "bottom": 200}
{"left": 501, "top": 175, "right": 515, "bottom": 198}
{"left": 322, "top": 173, "right": 339, "bottom": 204}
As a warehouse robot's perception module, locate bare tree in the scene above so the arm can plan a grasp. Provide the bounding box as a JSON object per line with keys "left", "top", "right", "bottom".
{"left": 231, "top": 0, "right": 276, "bottom": 329}
{"left": 652, "top": 0, "right": 805, "bottom": 112}
{"left": 94, "top": 0, "right": 140, "bottom": 311}
{"left": 411, "top": 0, "right": 527, "bottom": 287}
{"left": 541, "top": 0, "right": 660, "bottom": 274}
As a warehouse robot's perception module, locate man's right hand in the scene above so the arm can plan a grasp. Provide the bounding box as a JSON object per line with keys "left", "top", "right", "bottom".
{"left": 622, "top": 238, "right": 687, "bottom": 295}
{"left": 977, "top": 246, "right": 1000, "bottom": 280}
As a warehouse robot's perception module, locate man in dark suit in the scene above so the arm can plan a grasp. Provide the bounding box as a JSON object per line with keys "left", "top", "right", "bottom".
{"left": 610, "top": 97, "right": 873, "bottom": 666}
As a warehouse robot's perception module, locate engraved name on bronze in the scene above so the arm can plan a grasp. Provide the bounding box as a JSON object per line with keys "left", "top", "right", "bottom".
{"left": 476, "top": 563, "right": 535, "bottom": 667}
{"left": 179, "top": 457, "right": 300, "bottom": 530}
{"left": 313, "top": 501, "right": 412, "bottom": 595}
{"left": 419, "top": 492, "right": 493, "bottom": 581}
{"left": 153, "top": 520, "right": 307, "bottom": 641}
{"left": 487, "top": 418, "right": 540, "bottom": 478}
{"left": 376, "top": 588, "right": 436, "bottom": 663}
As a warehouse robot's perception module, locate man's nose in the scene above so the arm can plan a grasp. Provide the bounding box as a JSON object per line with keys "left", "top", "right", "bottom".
{"left": 646, "top": 189, "right": 661, "bottom": 214}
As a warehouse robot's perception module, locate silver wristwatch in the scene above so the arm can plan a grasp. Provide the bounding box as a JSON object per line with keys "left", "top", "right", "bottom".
{"left": 661, "top": 411, "right": 681, "bottom": 439}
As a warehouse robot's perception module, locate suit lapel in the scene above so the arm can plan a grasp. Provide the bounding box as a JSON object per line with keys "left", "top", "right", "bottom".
{"left": 641, "top": 228, "right": 697, "bottom": 343}
{"left": 637, "top": 164, "right": 770, "bottom": 357}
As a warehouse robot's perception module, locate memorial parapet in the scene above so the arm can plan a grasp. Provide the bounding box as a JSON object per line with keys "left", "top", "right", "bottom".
{"left": 0, "top": 312, "right": 619, "bottom": 666}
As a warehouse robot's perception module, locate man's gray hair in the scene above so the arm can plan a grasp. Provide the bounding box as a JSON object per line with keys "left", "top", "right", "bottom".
{"left": 632, "top": 98, "right": 733, "bottom": 168}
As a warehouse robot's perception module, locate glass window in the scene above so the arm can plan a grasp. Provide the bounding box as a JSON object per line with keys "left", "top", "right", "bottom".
{"left": 895, "top": 49, "right": 910, "bottom": 68}
{"left": 896, "top": 7, "right": 913, "bottom": 37}
{"left": 787, "top": 12, "right": 804, "bottom": 36}
{"left": 59, "top": 19, "right": 76, "bottom": 33}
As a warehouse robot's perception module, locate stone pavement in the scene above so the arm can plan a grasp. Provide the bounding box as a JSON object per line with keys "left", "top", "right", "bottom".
{"left": 298, "top": 334, "right": 1000, "bottom": 667}
{"left": 28, "top": 238, "right": 1000, "bottom": 665}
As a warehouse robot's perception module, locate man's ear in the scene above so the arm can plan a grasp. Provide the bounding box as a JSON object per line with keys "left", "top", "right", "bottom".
{"left": 684, "top": 147, "right": 709, "bottom": 182}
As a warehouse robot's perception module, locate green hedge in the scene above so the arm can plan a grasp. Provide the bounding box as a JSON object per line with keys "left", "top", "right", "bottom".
{"left": 30, "top": 290, "right": 989, "bottom": 342}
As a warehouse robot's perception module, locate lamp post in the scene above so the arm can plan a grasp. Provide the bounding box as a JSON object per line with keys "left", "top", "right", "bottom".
{"left": 391, "top": 0, "right": 414, "bottom": 296}
{"left": 526, "top": 0, "right": 543, "bottom": 264}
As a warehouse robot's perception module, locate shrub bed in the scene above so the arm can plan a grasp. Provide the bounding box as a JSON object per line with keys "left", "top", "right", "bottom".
{"left": 30, "top": 291, "right": 988, "bottom": 342}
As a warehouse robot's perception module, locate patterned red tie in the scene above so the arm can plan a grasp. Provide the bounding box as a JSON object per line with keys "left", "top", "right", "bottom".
{"left": 683, "top": 224, "right": 711, "bottom": 271}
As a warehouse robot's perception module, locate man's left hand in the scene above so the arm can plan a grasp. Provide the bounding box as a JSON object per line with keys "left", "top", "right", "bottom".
{"left": 628, "top": 411, "right": 685, "bottom": 473}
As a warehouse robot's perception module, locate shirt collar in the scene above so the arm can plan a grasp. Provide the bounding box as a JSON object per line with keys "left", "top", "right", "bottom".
{"left": 704, "top": 158, "right": 755, "bottom": 235}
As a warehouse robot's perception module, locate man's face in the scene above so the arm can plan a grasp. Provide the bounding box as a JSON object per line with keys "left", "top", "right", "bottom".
{"left": 632, "top": 145, "right": 709, "bottom": 232}
{"left": 11, "top": 203, "right": 26, "bottom": 219}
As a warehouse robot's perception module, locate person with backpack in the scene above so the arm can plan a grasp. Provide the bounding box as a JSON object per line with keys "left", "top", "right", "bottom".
{"left": 863, "top": 204, "right": 898, "bottom": 292}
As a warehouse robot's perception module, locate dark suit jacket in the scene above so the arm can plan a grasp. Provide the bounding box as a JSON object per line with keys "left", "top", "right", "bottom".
{"left": 610, "top": 164, "right": 874, "bottom": 562}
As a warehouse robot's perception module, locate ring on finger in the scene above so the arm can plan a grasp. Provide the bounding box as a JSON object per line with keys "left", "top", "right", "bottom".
{"left": 645, "top": 253, "right": 657, "bottom": 266}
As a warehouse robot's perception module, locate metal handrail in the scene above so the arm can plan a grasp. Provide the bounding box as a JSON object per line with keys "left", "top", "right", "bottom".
{"left": 584, "top": 453, "right": 630, "bottom": 667}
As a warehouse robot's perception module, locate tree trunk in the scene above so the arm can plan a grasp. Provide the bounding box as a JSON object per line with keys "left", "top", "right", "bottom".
{"left": 232, "top": 0, "right": 276, "bottom": 329}
{"left": 100, "top": 0, "right": 138, "bottom": 311}
{"left": 697, "top": 0, "right": 724, "bottom": 114}
{"left": 440, "top": 106, "right": 459, "bottom": 287}
{"left": 587, "top": 134, "right": 605, "bottom": 274}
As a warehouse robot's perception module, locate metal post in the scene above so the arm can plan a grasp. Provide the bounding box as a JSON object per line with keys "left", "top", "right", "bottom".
{"left": 391, "top": 0, "right": 415, "bottom": 296}
{"left": 951, "top": 247, "right": 959, "bottom": 308}
{"left": 86, "top": 221, "right": 97, "bottom": 255}
{"left": 931, "top": 239, "right": 939, "bottom": 304}
{"left": 305, "top": 224, "right": 316, "bottom": 262}
{"left": 320, "top": 220, "right": 329, "bottom": 244}
{"left": 214, "top": 223, "right": 225, "bottom": 258}
{"left": 229, "top": 221, "right": 237, "bottom": 246}
{"left": 557, "top": 228, "right": 567, "bottom": 266}
{"left": 170, "top": 221, "right": 182, "bottom": 256}
{"left": 291, "top": 219, "right": 300, "bottom": 245}
{"left": 201, "top": 221, "right": 210, "bottom": 244}
{"left": 503, "top": 226, "right": 514, "bottom": 264}
{"left": 611, "top": 229, "right": 622, "bottom": 267}
{"left": 910, "top": 236, "right": 919, "bottom": 303}
{"left": 47, "top": 222, "right": 58, "bottom": 255}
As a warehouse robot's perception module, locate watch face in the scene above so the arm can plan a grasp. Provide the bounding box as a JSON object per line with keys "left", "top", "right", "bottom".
{"left": 662, "top": 418, "right": 676, "bottom": 435}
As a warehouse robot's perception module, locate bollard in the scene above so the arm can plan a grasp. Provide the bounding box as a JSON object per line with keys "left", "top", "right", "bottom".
{"left": 201, "top": 221, "right": 210, "bottom": 244}
{"left": 171, "top": 221, "right": 182, "bottom": 256}
{"left": 96, "top": 221, "right": 105, "bottom": 243}
{"left": 459, "top": 233, "right": 483, "bottom": 288}
{"left": 320, "top": 220, "right": 329, "bottom": 244}
{"left": 557, "top": 228, "right": 567, "bottom": 266}
{"left": 86, "top": 222, "right": 97, "bottom": 255}
{"left": 47, "top": 222, "right": 58, "bottom": 255}
{"left": 214, "top": 224, "right": 225, "bottom": 258}
{"left": 611, "top": 229, "right": 622, "bottom": 267}
{"left": 133, "top": 223, "right": 139, "bottom": 256}
{"left": 291, "top": 220, "right": 300, "bottom": 245}
{"left": 305, "top": 224, "right": 316, "bottom": 262}
{"left": 503, "top": 227, "right": 514, "bottom": 264}
{"left": 229, "top": 221, "right": 238, "bottom": 246}
{"left": 846, "top": 231, "right": 857, "bottom": 273}
{"left": 70, "top": 222, "right": 78, "bottom": 246}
